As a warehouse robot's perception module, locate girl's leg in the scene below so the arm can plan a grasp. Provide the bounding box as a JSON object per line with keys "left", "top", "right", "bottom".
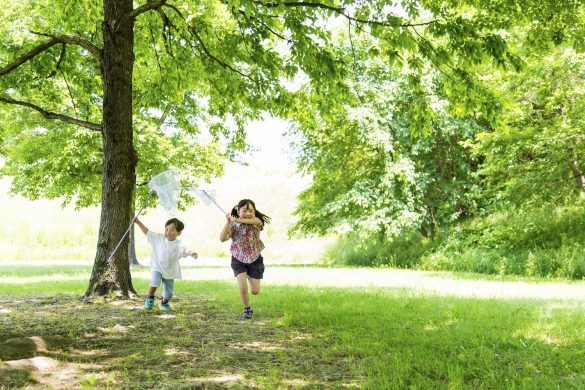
{"left": 247, "top": 255, "right": 264, "bottom": 296}
{"left": 236, "top": 272, "right": 250, "bottom": 308}
{"left": 248, "top": 277, "right": 261, "bottom": 295}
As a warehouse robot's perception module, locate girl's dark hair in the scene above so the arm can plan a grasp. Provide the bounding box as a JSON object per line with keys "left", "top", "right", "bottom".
{"left": 231, "top": 199, "right": 271, "bottom": 226}
{"left": 165, "top": 218, "right": 185, "bottom": 232}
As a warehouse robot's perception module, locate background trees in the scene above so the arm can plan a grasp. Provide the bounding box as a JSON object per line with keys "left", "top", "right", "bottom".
{"left": 1, "top": 0, "right": 583, "bottom": 295}
{"left": 286, "top": 3, "right": 585, "bottom": 274}
{"left": 474, "top": 47, "right": 585, "bottom": 207}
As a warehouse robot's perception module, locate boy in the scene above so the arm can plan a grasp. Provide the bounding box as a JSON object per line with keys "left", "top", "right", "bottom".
{"left": 134, "top": 217, "right": 198, "bottom": 310}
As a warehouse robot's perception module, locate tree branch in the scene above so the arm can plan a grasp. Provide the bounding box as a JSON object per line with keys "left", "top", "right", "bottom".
{"left": 129, "top": 0, "right": 167, "bottom": 19}
{"left": 0, "top": 39, "right": 61, "bottom": 76}
{"left": 148, "top": 18, "right": 164, "bottom": 75}
{"left": 0, "top": 95, "right": 102, "bottom": 132}
{"left": 0, "top": 34, "right": 101, "bottom": 77}
{"left": 156, "top": 8, "right": 175, "bottom": 57}
{"left": 31, "top": 32, "right": 102, "bottom": 61}
{"left": 253, "top": 1, "right": 439, "bottom": 28}
{"left": 163, "top": 4, "right": 256, "bottom": 83}
{"left": 47, "top": 44, "right": 67, "bottom": 78}
{"left": 235, "top": 9, "right": 291, "bottom": 42}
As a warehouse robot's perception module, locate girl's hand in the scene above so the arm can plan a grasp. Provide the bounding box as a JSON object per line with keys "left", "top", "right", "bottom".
{"left": 225, "top": 213, "right": 233, "bottom": 223}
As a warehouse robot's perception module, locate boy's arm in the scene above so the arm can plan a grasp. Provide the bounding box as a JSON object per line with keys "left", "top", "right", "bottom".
{"left": 183, "top": 249, "right": 198, "bottom": 260}
{"left": 133, "top": 217, "right": 149, "bottom": 235}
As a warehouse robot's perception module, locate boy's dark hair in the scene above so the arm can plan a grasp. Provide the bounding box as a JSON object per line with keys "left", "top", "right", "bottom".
{"left": 165, "top": 218, "right": 184, "bottom": 232}
{"left": 230, "top": 199, "right": 271, "bottom": 226}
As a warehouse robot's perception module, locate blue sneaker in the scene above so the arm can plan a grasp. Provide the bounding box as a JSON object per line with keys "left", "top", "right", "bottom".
{"left": 145, "top": 296, "right": 154, "bottom": 310}
{"left": 242, "top": 307, "right": 253, "bottom": 319}
{"left": 160, "top": 302, "right": 172, "bottom": 311}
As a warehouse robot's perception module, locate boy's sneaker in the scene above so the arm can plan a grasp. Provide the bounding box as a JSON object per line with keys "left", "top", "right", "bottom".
{"left": 242, "top": 307, "right": 253, "bottom": 319}
{"left": 145, "top": 296, "right": 154, "bottom": 310}
{"left": 160, "top": 302, "right": 172, "bottom": 311}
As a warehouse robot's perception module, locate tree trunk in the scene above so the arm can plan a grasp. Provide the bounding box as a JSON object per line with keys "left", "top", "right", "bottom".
{"left": 429, "top": 206, "right": 436, "bottom": 239}
{"left": 570, "top": 158, "right": 585, "bottom": 193}
{"left": 85, "top": 0, "right": 137, "bottom": 299}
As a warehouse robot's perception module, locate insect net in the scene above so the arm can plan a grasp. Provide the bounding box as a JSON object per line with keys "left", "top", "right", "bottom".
{"left": 148, "top": 169, "right": 182, "bottom": 215}
{"left": 188, "top": 188, "right": 226, "bottom": 214}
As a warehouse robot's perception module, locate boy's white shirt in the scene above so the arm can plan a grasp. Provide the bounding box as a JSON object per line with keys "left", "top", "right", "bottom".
{"left": 147, "top": 230, "right": 187, "bottom": 279}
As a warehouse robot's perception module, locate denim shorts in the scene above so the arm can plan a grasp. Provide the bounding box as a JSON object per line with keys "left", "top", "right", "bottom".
{"left": 149, "top": 271, "right": 175, "bottom": 300}
{"left": 231, "top": 254, "right": 265, "bottom": 279}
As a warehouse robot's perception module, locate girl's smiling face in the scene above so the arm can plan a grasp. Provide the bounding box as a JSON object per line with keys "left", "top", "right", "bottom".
{"left": 238, "top": 203, "right": 256, "bottom": 219}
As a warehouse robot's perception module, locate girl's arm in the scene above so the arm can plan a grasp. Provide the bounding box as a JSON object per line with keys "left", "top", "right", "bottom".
{"left": 219, "top": 213, "right": 232, "bottom": 242}
{"left": 232, "top": 217, "right": 263, "bottom": 226}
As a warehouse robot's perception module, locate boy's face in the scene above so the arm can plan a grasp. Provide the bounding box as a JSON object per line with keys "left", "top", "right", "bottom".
{"left": 164, "top": 223, "right": 181, "bottom": 241}
{"left": 238, "top": 203, "right": 255, "bottom": 219}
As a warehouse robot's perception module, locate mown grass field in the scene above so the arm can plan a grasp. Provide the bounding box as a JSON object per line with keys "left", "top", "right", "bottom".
{"left": 1, "top": 264, "right": 585, "bottom": 389}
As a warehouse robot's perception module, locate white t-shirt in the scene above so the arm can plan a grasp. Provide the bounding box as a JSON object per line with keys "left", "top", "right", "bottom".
{"left": 147, "top": 231, "right": 187, "bottom": 279}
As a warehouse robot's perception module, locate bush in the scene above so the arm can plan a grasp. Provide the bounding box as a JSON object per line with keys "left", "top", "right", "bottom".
{"left": 327, "top": 200, "right": 585, "bottom": 279}
{"left": 324, "top": 232, "right": 438, "bottom": 268}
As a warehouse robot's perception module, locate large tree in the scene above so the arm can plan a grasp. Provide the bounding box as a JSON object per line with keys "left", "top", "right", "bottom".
{"left": 1, "top": 0, "right": 582, "bottom": 298}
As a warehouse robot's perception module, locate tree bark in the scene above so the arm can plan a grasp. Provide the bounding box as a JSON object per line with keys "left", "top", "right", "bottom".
{"left": 85, "top": 0, "right": 137, "bottom": 298}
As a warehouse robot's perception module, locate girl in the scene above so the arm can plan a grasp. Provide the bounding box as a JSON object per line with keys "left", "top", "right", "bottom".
{"left": 220, "top": 199, "right": 270, "bottom": 319}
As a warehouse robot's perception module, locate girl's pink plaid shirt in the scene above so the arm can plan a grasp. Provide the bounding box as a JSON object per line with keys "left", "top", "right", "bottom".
{"left": 229, "top": 221, "right": 265, "bottom": 263}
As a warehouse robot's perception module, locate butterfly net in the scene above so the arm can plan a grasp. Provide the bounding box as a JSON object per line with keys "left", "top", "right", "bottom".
{"left": 188, "top": 188, "right": 226, "bottom": 214}
{"left": 148, "top": 169, "right": 181, "bottom": 215}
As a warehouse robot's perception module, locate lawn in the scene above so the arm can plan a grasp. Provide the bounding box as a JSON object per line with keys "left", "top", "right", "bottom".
{"left": 1, "top": 265, "right": 585, "bottom": 388}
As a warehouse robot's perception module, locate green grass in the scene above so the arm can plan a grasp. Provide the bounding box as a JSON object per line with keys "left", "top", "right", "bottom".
{"left": 1, "top": 266, "right": 585, "bottom": 388}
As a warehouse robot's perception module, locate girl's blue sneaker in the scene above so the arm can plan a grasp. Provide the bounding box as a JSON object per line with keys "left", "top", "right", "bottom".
{"left": 160, "top": 302, "right": 172, "bottom": 311}
{"left": 145, "top": 296, "right": 154, "bottom": 310}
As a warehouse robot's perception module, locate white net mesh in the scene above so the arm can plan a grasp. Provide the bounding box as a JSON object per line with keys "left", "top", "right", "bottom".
{"left": 148, "top": 169, "right": 182, "bottom": 215}
{"left": 188, "top": 188, "right": 226, "bottom": 214}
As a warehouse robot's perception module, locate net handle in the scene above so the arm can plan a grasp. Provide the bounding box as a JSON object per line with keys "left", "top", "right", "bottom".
{"left": 191, "top": 188, "right": 226, "bottom": 215}
{"left": 106, "top": 190, "right": 155, "bottom": 263}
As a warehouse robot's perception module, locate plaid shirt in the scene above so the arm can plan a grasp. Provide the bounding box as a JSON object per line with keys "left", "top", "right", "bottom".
{"left": 229, "top": 221, "right": 264, "bottom": 264}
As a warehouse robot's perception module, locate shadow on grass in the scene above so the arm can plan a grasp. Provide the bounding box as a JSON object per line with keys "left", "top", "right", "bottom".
{"left": 0, "top": 288, "right": 357, "bottom": 388}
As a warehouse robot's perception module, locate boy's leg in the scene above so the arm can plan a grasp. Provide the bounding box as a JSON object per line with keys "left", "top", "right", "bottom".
{"left": 161, "top": 278, "right": 175, "bottom": 303}
{"left": 160, "top": 278, "right": 174, "bottom": 310}
{"left": 146, "top": 271, "right": 162, "bottom": 309}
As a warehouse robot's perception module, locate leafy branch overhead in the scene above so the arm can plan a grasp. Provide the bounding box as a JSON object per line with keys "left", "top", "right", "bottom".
{"left": 0, "top": 0, "right": 582, "bottom": 203}
{"left": 2, "top": 0, "right": 578, "bottom": 130}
